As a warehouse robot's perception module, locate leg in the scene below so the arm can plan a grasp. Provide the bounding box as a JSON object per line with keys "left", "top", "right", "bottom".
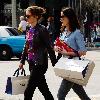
{"left": 72, "top": 83, "right": 91, "bottom": 100}
{"left": 24, "top": 65, "right": 39, "bottom": 100}
{"left": 38, "top": 75, "right": 54, "bottom": 100}
{"left": 57, "top": 79, "right": 74, "bottom": 100}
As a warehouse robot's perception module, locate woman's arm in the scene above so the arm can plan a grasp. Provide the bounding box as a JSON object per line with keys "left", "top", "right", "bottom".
{"left": 54, "top": 46, "right": 86, "bottom": 57}
{"left": 54, "top": 45, "right": 76, "bottom": 56}
{"left": 20, "top": 41, "right": 28, "bottom": 65}
{"left": 39, "top": 26, "right": 57, "bottom": 66}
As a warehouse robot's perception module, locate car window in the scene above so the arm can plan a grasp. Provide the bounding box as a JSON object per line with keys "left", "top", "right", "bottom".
{"left": 14, "top": 28, "right": 22, "bottom": 35}
{"left": 0, "top": 28, "right": 10, "bottom": 37}
{"left": 6, "top": 28, "right": 18, "bottom": 36}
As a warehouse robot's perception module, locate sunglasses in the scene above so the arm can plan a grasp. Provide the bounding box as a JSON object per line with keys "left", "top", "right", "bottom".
{"left": 25, "top": 15, "right": 32, "bottom": 19}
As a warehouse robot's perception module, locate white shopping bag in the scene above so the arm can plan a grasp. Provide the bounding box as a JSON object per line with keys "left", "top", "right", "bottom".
{"left": 54, "top": 57, "right": 95, "bottom": 86}
{"left": 5, "top": 68, "right": 29, "bottom": 95}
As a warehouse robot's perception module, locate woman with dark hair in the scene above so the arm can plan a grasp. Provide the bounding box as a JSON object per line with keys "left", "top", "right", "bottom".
{"left": 54, "top": 7, "right": 91, "bottom": 100}
{"left": 19, "top": 6, "right": 57, "bottom": 100}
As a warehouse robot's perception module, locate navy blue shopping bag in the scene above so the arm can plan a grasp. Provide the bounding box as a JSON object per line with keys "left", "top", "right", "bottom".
{"left": 5, "top": 77, "right": 12, "bottom": 94}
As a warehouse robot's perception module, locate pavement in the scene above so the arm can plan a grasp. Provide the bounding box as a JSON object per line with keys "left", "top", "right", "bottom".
{"left": 0, "top": 94, "right": 100, "bottom": 100}
{"left": 0, "top": 48, "right": 100, "bottom": 100}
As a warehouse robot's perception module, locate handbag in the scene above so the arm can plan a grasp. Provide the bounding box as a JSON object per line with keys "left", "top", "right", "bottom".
{"left": 5, "top": 68, "right": 29, "bottom": 95}
{"left": 55, "top": 37, "right": 74, "bottom": 52}
{"left": 54, "top": 56, "right": 95, "bottom": 86}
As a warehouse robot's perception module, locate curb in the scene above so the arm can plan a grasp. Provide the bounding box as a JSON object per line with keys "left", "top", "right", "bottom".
{"left": 86, "top": 47, "right": 100, "bottom": 51}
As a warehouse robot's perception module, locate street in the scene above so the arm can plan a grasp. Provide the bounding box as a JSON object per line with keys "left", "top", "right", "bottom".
{"left": 0, "top": 50, "right": 100, "bottom": 100}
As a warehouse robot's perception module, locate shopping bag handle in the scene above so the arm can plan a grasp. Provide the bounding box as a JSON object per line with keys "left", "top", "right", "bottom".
{"left": 74, "top": 51, "right": 81, "bottom": 60}
{"left": 13, "top": 68, "right": 26, "bottom": 77}
{"left": 13, "top": 68, "right": 19, "bottom": 77}
{"left": 21, "top": 68, "right": 26, "bottom": 76}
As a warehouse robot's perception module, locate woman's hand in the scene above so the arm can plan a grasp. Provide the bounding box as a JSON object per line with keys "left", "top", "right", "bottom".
{"left": 54, "top": 46, "right": 61, "bottom": 52}
{"left": 59, "top": 47, "right": 67, "bottom": 55}
{"left": 19, "top": 63, "right": 24, "bottom": 70}
{"left": 78, "top": 51, "right": 86, "bottom": 56}
{"left": 54, "top": 46, "right": 68, "bottom": 55}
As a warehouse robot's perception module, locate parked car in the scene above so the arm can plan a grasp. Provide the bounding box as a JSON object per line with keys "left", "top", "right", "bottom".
{"left": 0, "top": 26, "right": 25, "bottom": 60}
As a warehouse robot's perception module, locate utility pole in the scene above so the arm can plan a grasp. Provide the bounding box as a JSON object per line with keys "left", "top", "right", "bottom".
{"left": 80, "top": 0, "right": 82, "bottom": 15}
{"left": 12, "top": 0, "right": 17, "bottom": 28}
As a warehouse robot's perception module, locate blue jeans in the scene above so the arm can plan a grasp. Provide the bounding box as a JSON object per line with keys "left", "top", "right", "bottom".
{"left": 57, "top": 79, "right": 91, "bottom": 100}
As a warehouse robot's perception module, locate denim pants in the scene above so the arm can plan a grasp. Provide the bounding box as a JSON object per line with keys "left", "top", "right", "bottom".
{"left": 57, "top": 79, "right": 91, "bottom": 100}
{"left": 24, "top": 63, "right": 54, "bottom": 100}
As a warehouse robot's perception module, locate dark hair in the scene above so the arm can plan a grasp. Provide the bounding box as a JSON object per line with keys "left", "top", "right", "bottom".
{"left": 26, "top": 6, "right": 46, "bottom": 19}
{"left": 61, "top": 7, "right": 80, "bottom": 32}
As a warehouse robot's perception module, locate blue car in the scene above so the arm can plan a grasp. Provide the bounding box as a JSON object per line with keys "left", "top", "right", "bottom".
{"left": 0, "top": 26, "right": 25, "bottom": 60}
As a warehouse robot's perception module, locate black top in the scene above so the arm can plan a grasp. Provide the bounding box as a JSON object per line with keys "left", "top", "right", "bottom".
{"left": 20, "top": 24, "right": 57, "bottom": 67}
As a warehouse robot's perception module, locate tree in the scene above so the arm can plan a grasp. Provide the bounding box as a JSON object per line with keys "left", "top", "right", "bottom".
{"left": 81, "top": 0, "right": 99, "bottom": 18}
{"left": 81, "top": 0, "right": 99, "bottom": 42}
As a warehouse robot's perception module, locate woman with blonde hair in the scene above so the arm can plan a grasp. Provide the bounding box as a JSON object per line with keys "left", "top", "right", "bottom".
{"left": 19, "top": 6, "right": 57, "bottom": 100}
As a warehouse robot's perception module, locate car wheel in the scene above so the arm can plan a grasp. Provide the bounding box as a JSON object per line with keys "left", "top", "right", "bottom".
{"left": 0, "top": 46, "right": 12, "bottom": 60}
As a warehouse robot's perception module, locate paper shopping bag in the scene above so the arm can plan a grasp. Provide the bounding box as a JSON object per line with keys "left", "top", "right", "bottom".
{"left": 54, "top": 57, "right": 95, "bottom": 86}
{"left": 5, "top": 68, "right": 30, "bottom": 95}
{"left": 5, "top": 75, "right": 30, "bottom": 95}
{"left": 64, "top": 59, "right": 95, "bottom": 86}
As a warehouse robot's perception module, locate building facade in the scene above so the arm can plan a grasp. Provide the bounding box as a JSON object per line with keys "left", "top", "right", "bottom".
{"left": 0, "top": 0, "right": 81, "bottom": 27}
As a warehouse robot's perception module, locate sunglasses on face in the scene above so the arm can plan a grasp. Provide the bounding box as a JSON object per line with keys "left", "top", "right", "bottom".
{"left": 25, "top": 15, "right": 32, "bottom": 19}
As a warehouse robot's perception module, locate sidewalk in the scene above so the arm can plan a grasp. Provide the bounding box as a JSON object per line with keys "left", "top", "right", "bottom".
{"left": 0, "top": 93, "right": 100, "bottom": 100}
{"left": 0, "top": 50, "right": 100, "bottom": 100}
